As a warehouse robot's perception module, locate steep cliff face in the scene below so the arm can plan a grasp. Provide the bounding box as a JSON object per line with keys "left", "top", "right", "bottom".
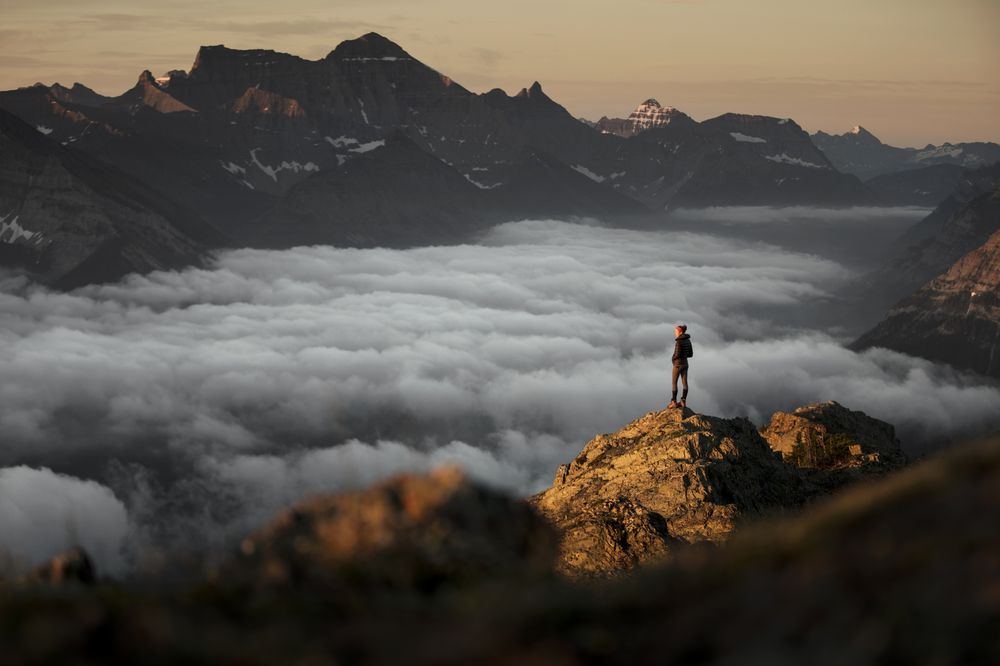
{"left": 531, "top": 407, "right": 809, "bottom": 576}
{"left": 0, "top": 108, "right": 218, "bottom": 288}
{"left": 854, "top": 219, "right": 1000, "bottom": 378}
{"left": 850, "top": 163, "right": 1000, "bottom": 317}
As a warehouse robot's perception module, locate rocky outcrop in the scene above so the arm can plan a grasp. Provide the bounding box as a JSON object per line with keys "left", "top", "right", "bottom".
{"left": 229, "top": 467, "right": 557, "bottom": 590}
{"left": 761, "top": 401, "right": 906, "bottom": 486}
{"left": 531, "top": 407, "right": 808, "bottom": 576}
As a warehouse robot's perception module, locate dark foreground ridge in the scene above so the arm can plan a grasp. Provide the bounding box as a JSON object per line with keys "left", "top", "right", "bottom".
{"left": 3, "top": 403, "right": 984, "bottom": 665}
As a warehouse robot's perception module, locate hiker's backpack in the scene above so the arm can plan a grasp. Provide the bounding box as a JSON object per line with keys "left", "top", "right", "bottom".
{"left": 686, "top": 342, "right": 694, "bottom": 358}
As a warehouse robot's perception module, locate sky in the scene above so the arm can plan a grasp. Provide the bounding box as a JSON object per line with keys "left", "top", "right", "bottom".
{"left": 0, "top": 0, "right": 997, "bottom": 146}
{"left": 4, "top": 213, "right": 1000, "bottom": 572}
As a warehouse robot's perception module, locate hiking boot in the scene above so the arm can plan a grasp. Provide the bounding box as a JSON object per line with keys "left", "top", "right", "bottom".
{"left": 679, "top": 399, "right": 686, "bottom": 409}
{"left": 667, "top": 400, "right": 678, "bottom": 409}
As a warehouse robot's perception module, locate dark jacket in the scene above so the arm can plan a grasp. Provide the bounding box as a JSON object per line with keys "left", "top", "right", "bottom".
{"left": 672, "top": 333, "right": 693, "bottom": 366}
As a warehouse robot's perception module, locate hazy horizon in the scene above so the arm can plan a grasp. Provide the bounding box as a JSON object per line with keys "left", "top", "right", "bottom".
{"left": 1, "top": 0, "right": 998, "bottom": 147}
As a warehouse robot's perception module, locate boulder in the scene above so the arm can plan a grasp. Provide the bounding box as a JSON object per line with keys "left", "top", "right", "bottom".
{"left": 761, "top": 401, "right": 906, "bottom": 476}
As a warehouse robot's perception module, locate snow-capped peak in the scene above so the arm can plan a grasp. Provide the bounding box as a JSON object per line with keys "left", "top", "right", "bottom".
{"left": 626, "top": 98, "right": 682, "bottom": 131}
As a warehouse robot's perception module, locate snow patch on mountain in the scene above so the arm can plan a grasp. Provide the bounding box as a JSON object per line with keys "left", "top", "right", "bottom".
{"left": 463, "top": 174, "right": 502, "bottom": 190}
{"left": 248, "top": 149, "right": 320, "bottom": 181}
{"left": 348, "top": 140, "right": 385, "bottom": 154}
{"left": 0, "top": 213, "right": 38, "bottom": 244}
{"left": 730, "top": 132, "right": 767, "bottom": 144}
{"left": 325, "top": 135, "right": 359, "bottom": 148}
{"left": 220, "top": 161, "right": 246, "bottom": 175}
{"left": 571, "top": 165, "right": 606, "bottom": 183}
{"left": 764, "top": 153, "right": 826, "bottom": 169}
{"left": 915, "top": 145, "right": 965, "bottom": 162}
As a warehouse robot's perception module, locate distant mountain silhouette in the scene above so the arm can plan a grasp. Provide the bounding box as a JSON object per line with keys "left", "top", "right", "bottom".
{"left": 812, "top": 125, "right": 1000, "bottom": 181}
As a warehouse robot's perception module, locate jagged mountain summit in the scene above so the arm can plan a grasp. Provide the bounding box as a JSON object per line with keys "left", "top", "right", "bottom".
{"left": 812, "top": 125, "right": 1000, "bottom": 180}
{"left": 594, "top": 98, "right": 695, "bottom": 138}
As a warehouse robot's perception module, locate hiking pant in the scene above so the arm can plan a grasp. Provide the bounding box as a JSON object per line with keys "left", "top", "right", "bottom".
{"left": 671, "top": 363, "right": 689, "bottom": 401}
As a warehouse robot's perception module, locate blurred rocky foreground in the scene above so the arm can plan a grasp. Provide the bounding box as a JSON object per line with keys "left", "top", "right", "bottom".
{"left": 2, "top": 407, "right": 998, "bottom": 665}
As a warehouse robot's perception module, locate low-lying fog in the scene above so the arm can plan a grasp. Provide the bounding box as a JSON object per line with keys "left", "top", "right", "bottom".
{"left": 2, "top": 208, "right": 998, "bottom": 573}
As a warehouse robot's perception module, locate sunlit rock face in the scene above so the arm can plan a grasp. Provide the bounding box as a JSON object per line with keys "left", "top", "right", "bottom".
{"left": 761, "top": 401, "right": 907, "bottom": 490}
{"left": 531, "top": 407, "right": 809, "bottom": 576}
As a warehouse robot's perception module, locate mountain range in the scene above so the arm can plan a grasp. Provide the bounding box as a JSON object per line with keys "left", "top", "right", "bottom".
{"left": 1, "top": 32, "right": 998, "bottom": 294}
{"left": 0, "top": 32, "right": 882, "bottom": 286}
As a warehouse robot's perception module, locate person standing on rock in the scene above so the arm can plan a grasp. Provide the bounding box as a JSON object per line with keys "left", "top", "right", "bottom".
{"left": 669, "top": 325, "right": 693, "bottom": 409}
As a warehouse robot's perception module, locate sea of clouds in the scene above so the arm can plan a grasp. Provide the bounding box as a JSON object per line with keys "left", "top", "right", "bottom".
{"left": 2, "top": 214, "right": 999, "bottom": 573}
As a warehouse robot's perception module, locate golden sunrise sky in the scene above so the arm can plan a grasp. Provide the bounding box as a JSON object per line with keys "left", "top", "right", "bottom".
{"left": 1, "top": 0, "right": 997, "bottom": 146}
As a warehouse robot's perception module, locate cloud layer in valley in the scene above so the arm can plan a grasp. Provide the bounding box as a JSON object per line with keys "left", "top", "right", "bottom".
{"left": 2, "top": 216, "right": 998, "bottom": 571}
